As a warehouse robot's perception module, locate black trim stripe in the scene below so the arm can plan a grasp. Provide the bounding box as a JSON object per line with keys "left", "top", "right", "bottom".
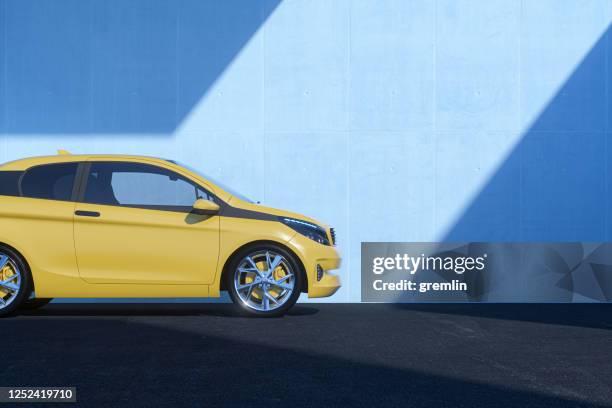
{"left": 218, "top": 203, "right": 279, "bottom": 222}
{"left": 72, "top": 162, "right": 88, "bottom": 201}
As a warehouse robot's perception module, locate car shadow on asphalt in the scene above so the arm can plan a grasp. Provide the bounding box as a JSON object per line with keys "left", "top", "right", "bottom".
{"left": 17, "top": 303, "right": 319, "bottom": 318}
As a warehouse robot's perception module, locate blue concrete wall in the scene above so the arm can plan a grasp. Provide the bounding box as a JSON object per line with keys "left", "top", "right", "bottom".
{"left": 1, "top": 0, "right": 611, "bottom": 302}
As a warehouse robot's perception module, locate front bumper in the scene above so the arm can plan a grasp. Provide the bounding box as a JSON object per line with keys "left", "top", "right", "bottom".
{"left": 309, "top": 265, "right": 341, "bottom": 298}
{"left": 288, "top": 234, "right": 342, "bottom": 298}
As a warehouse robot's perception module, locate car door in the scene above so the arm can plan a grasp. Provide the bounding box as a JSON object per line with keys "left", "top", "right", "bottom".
{"left": 74, "top": 160, "right": 219, "bottom": 285}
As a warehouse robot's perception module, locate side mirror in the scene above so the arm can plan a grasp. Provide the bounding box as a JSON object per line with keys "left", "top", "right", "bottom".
{"left": 192, "top": 198, "right": 220, "bottom": 215}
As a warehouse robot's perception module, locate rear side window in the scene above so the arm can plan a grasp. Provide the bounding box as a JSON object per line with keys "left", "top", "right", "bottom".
{"left": 0, "top": 171, "right": 23, "bottom": 196}
{"left": 21, "top": 163, "right": 78, "bottom": 201}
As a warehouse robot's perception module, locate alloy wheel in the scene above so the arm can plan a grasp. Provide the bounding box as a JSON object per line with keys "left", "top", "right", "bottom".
{"left": 233, "top": 250, "right": 296, "bottom": 312}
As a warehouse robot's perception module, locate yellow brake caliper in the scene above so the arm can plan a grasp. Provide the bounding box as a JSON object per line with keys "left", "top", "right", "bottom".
{"left": 270, "top": 265, "right": 288, "bottom": 297}
{"left": 244, "top": 260, "right": 288, "bottom": 301}
{"left": 0, "top": 263, "right": 15, "bottom": 298}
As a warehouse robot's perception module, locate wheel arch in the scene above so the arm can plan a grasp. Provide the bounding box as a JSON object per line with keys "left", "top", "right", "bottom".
{"left": 219, "top": 240, "right": 309, "bottom": 294}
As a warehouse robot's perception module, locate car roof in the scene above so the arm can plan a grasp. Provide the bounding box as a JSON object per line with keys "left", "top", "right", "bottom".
{"left": 0, "top": 154, "right": 170, "bottom": 171}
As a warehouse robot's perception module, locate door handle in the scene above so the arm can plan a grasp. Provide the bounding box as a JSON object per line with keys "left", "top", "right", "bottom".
{"left": 75, "top": 210, "right": 100, "bottom": 217}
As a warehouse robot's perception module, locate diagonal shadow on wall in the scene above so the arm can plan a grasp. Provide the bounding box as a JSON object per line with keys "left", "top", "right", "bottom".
{"left": 0, "top": 0, "right": 280, "bottom": 135}
{"left": 444, "top": 25, "right": 610, "bottom": 242}
{"left": 393, "top": 25, "right": 612, "bottom": 304}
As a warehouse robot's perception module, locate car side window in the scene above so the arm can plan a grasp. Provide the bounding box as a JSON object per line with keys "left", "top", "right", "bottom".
{"left": 0, "top": 171, "right": 23, "bottom": 197}
{"left": 20, "top": 163, "right": 78, "bottom": 201}
{"left": 83, "top": 162, "right": 213, "bottom": 211}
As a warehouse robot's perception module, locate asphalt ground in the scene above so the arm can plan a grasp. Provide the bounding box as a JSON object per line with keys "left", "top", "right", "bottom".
{"left": 2, "top": 303, "right": 612, "bottom": 407}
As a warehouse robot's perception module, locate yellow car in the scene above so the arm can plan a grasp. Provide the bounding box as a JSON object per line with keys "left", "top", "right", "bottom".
{"left": 0, "top": 152, "right": 341, "bottom": 317}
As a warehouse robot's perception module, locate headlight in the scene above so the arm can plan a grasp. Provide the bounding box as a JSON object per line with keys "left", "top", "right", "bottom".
{"left": 280, "top": 217, "right": 330, "bottom": 246}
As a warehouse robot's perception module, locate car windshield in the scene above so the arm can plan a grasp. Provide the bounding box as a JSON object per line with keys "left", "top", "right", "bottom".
{"left": 168, "top": 160, "right": 255, "bottom": 203}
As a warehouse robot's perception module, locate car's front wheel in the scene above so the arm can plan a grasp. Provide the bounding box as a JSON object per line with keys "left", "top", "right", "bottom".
{"left": 0, "top": 246, "right": 31, "bottom": 317}
{"left": 226, "top": 244, "right": 303, "bottom": 317}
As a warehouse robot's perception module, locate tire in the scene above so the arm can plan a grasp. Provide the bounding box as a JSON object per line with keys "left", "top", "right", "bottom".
{"left": 0, "top": 246, "right": 32, "bottom": 317}
{"left": 21, "top": 298, "right": 53, "bottom": 310}
{"left": 226, "top": 244, "right": 303, "bottom": 317}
